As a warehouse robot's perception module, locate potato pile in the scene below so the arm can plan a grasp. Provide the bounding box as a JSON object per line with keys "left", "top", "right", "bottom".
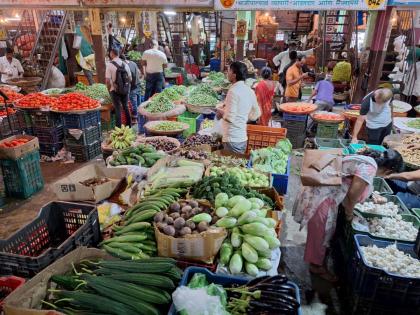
{"left": 154, "top": 199, "right": 218, "bottom": 237}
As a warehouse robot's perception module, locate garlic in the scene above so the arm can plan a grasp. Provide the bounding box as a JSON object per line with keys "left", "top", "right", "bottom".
{"left": 355, "top": 201, "right": 400, "bottom": 216}
{"left": 366, "top": 216, "right": 417, "bottom": 241}
{"left": 361, "top": 244, "right": 420, "bottom": 278}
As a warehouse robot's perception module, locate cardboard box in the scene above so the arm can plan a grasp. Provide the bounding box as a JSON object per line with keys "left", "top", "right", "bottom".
{"left": 0, "top": 135, "right": 39, "bottom": 159}
{"left": 154, "top": 224, "right": 227, "bottom": 264}
{"left": 53, "top": 164, "right": 127, "bottom": 203}
{"left": 3, "top": 247, "right": 108, "bottom": 315}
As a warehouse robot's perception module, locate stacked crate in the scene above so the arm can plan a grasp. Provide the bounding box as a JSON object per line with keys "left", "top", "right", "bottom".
{"left": 63, "top": 111, "right": 102, "bottom": 162}
{"left": 31, "top": 111, "right": 64, "bottom": 157}
{"left": 0, "top": 111, "right": 25, "bottom": 140}
{"left": 282, "top": 113, "right": 308, "bottom": 149}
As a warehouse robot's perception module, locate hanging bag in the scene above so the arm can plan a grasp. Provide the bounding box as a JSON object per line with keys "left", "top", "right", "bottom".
{"left": 301, "top": 149, "right": 343, "bottom": 186}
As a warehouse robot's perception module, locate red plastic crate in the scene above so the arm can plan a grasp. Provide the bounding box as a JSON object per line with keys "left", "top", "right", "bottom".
{"left": 0, "top": 276, "right": 25, "bottom": 311}
{"left": 246, "top": 125, "right": 287, "bottom": 154}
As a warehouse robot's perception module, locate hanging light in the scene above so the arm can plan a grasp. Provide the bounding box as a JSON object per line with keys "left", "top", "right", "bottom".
{"left": 264, "top": 12, "right": 269, "bottom": 17}
{"left": 164, "top": 11, "right": 177, "bottom": 16}
{"left": 120, "top": 17, "right": 127, "bottom": 23}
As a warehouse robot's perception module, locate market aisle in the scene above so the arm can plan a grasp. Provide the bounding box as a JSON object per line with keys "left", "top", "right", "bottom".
{"left": 0, "top": 159, "right": 103, "bottom": 239}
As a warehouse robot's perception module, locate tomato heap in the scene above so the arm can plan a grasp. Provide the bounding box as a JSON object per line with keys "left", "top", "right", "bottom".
{"left": 312, "top": 113, "right": 344, "bottom": 122}
{"left": 54, "top": 92, "right": 100, "bottom": 112}
{"left": 0, "top": 87, "right": 23, "bottom": 103}
{"left": 280, "top": 103, "right": 317, "bottom": 114}
{"left": 0, "top": 108, "right": 16, "bottom": 117}
{"left": 15, "top": 93, "right": 56, "bottom": 108}
{"left": 0, "top": 137, "right": 30, "bottom": 148}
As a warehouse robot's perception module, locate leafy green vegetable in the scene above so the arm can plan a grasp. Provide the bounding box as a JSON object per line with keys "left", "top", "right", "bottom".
{"left": 127, "top": 50, "right": 142, "bottom": 61}
{"left": 250, "top": 139, "right": 292, "bottom": 174}
{"left": 407, "top": 119, "right": 420, "bottom": 129}
{"left": 145, "top": 94, "right": 174, "bottom": 113}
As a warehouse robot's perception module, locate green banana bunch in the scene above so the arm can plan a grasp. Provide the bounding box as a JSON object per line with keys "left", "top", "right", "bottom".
{"left": 110, "top": 125, "right": 136, "bottom": 150}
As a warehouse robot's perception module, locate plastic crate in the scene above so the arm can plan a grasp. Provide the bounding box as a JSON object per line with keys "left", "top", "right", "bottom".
{"left": 348, "top": 144, "right": 386, "bottom": 154}
{"left": 30, "top": 111, "right": 62, "bottom": 128}
{"left": 16, "top": 109, "right": 33, "bottom": 128}
{"left": 0, "top": 201, "right": 100, "bottom": 277}
{"left": 62, "top": 111, "right": 101, "bottom": 129}
{"left": 246, "top": 125, "right": 287, "bottom": 154}
{"left": 67, "top": 141, "right": 101, "bottom": 162}
{"left": 283, "top": 112, "right": 308, "bottom": 122}
{"left": 0, "top": 276, "right": 25, "bottom": 311}
{"left": 0, "top": 113, "right": 24, "bottom": 139}
{"left": 196, "top": 112, "right": 216, "bottom": 131}
{"left": 350, "top": 293, "right": 420, "bottom": 315}
{"left": 39, "top": 142, "right": 63, "bottom": 157}
{"left": 351, "top": 234, "right": 420, "bottom": 307}
{"left": 248, "top": 158, "right": 290, "bottom": 195}
{"left": 355, "top": 194, "right": 411, "bottom": 216}
{"left": 315, "top": 137, "right": 343, "bottom": 149}
{"left": 372, "top": 177, "right": 393, "bottom": 195}
{"left": 101, "top": 114, "right": 116, "bottom": 132}
{"left": 168, "top": 267, "right": 302, "bottom": 315}
{"left": 316, "top": 122, "right": 339, "bottom": 138}
{"left": 0, "top": 150, "right": 44, "bottom": 199}
{"left": 339, "top": 139, "right": 366, "bottom": 147}
{"left": 33, "top": 125, "right": 64, "bottom": 144}
{"left": 412, "top": 208, "right": 420, "bottom": 220}
{"left": 65, "top": 125, "right": 101, "bottom": 146}
{"left": 137, "top": 114, "right": 146, "bottom": 134}
{"left": 177, "top": 111, "right": 200, "bottom": 137}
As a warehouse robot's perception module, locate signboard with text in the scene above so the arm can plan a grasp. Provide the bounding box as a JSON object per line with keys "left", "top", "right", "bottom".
{"left": 0, "top": 0, "right": 79, "bottom": 7}
{"left": 83, "top": 0, "right": 213, "bottom": 7}
{"left": 215, "top": 0, "right": 388, "bottom": 10}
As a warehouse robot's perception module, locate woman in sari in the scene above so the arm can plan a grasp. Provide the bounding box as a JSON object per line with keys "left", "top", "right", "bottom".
{"left": 255, "top": 67, "right": 280, "bottom": 126}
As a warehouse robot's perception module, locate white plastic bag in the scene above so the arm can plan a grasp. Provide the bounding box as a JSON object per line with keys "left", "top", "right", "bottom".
{"left": 172, "top": 287, "right": 226, "bottom": 315}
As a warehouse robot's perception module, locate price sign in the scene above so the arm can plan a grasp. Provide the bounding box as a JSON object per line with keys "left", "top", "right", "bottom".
{"left": 365, "top": 0, "right": 386, "bottom": 9}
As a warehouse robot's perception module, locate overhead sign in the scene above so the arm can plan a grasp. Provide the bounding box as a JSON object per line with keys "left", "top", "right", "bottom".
{"left": 215, "top": 0, "right": 388, "bottom": 10}
{"left": 83, "top": 0, "right": 213, "bottom": 7}
{"left": 387, "top": 0, "right": 420, "bottom": 6}
{"left": 0, "top": 0, "right": 79, "bottom": 7}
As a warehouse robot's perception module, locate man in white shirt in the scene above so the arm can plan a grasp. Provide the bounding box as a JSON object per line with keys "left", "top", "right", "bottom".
{"left": 216, "top": 61, "right": 261, "bottom": 154}
{"left": 141, "top": 40, "right": 168, "bottom": 101}
{"left": 105, "top": 47, "right": 132, "bottom": 127}
{"left": 0, "top": 48, "right": 24, "bottom": 83}
{"left": 273, "top": 42, "right": 319, "bottom": 73}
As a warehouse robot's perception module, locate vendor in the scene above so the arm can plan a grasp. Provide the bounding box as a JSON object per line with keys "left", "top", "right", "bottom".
{"left": 308, "top": 69, "right": 334, "bottom": 111}
{"left": 273, "top": 42, "right": 320, "bottom": 74}
{"left": 352, "top": 88, "right": 393, "bottom": 145}
{"left": 0, "top": 48, "right": 24, "bottom": 83}
{"left": 216, "top": 61, "right": 261, "bottom": 154}
{"left": 285, "top": 55, "right": 308, "bottom": 103}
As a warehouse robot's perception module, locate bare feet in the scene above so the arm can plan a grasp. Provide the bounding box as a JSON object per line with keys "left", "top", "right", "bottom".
{"left": 309, "top": 264, "right": 338, "bottom": 283}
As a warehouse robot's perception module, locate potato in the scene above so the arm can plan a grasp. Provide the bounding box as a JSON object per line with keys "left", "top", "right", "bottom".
{"left": 166, "top": 217, "right": 174, "bottom": 225}
{"left": 179, "top": 227, "right": 192, "bottom": 236}
{"left": 192, "top": 207, "right": 202, "bottom": 216}
{"left": 156, "top": 222, "right": 167, "bottom": 232}
{"left": 197, "top": 221, "right": 208, "bottom": 232}
{"left": 185, "top": 220, "right": 196, "bottom": 230}
{"left": 181, "top": 205, "right": 192, "bottom": 213}
{"left": 163, "top": 225, "right": 176, "bottom": 236}
{"left": 188, "top": 200, "right": 199, "bottom": 208}
{"left": 170, "top": 202, "right": 181, "bottom": 213}
{"left": 169, "top": 212, "right": 181, "bottom": 220}
{"left": 154, "top": 212, "right": 165, "bottom": 223}
{"left": 174, "top": 217, "right": 186, "bottom": 230}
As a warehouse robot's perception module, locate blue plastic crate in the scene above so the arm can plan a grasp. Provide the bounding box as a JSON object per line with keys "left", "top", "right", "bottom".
{"left": 137, "top": 115, "right": 146, "bottom": 134}
{"left": 196, "top": 112, "right": 216, "bottom": 131}
{"left": 339, "top": 139, "right": 366, "bottom": 147}
{"left": 283, "top": 112, "right": 308, "bottom": 122}
{"left": 248, "top": 157, "right": 290, "bottom": 195}
{"left": 33, "top": 125, "right": 64, "bottom": 144}
{"left": 62, "top": 111, "right": 101, "bottom": 129}
{"left": 168, "top": 267, "right": 302, "bottom": 315}
{"left": 352, "top": 234, "right": 420, "bottom": 307}
{"left": 348, "top": 144, "right": 386, "bottom": 154}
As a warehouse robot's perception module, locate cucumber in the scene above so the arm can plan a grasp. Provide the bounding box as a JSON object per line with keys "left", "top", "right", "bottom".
{"left": 98, "top": 260, "right": 174, "bottom": 273}
{"left": 103, "top": 272, "right": 175, "bottom": 289}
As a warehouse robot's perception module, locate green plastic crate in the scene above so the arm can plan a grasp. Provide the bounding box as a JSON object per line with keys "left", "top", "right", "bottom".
{"left": 316, "top": 122, "right": 339, "bottom": 138}
{"left": 101, "top": 114, "right": 116, "bottom": 132}
{"left": 177, "top": 112, "right": 200, "bottom": 137}
{"left": 348, "top": 144, "right": 386, "bottom": 154}
{"left": 0, "top": 150, "right": 44, "bottom": 199}
{"left": 355, "top": 194, "right": 410, "bottom": 216}
{"left": 315, "top": 137, "right": 343, "bottom": 149}
{"left": 412, "top": 208, "right": 420, "bottom": 220}
{"left": 372, "top": 177, "right": 393, "bottom": 195}
{"left": 339, "top": 139, "right": 366, "bottom": 147}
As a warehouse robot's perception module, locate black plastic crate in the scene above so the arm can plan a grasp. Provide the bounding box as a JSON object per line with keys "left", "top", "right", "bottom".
{"left": 67, "top": 141, "right": 101, "bottom": 162}
{"left": 350, "top": 234, "right": 420, "bottom": 307}
{"left": 33, "top": 125, "right": 64, "bottom": 144}
{"left": 0, "top": 150, "right": 44, "bottom": 199}
{"left": 65, "top": 125, "right": 101, "bottom": 146}
{"left": 30, "top": 111, "right": 62, "bottom": 128}
{"left": 62, "top": 111, "right": 101, "bottom": 129}
{"left": 0, "top": 113, "right": 24, "bottom": 140}
{"left": 350, "top": 294, "right": 420, "bottom": 315}
{"left": 0, "top": 201, "right": 100, "bottom": 277}
{"left": 39, "top": 142, "right": 63, "bottom": 157}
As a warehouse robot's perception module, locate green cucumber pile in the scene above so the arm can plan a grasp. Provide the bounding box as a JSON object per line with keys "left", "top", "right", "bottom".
{"left": 109, "top": 144, "right": 165, "bottom": 167}
{"left": 210, "top": 166, "right": 270, "bottom": 188}
{"left": 43, "top": 257, "right": 181, "bottom": 315}
{"left": 103, "top": 188, "right": 186, "bottom": 260}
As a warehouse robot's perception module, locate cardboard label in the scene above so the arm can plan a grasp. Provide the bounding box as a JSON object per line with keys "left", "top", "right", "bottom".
{"left": 171, "top": 237, "right": 205, "bottom": 257}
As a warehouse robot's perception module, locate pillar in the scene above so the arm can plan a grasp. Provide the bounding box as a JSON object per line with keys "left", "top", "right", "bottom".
{"left": 351, "top": 7, "right": 394, "bottom": 103}
{"left": 89, "top": 9, "right": 106, "bottom": 84}
{"left": 236, "top": 11, "right": 247, "bottom": 61}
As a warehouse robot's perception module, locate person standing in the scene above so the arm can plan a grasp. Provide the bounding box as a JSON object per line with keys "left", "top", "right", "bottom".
{"left": 141, "top": 40, "right": 168, "bottom": 101}
{"left": 285, "top": 55, "right": 308, "bottom": 103}
{"left": 122, "top": 55, "right": 141, "bottom": 122}
{"left": 308, "top": 70, "right": 335, "bottom": 111}
{"left": 105, "top": 48, "right": 132, "bottom": 127}
{"left": 352, "top": 88, "right": 393, "bottom": 145}
{"left": 255, "top": 67, "right": 280, "bottom": 126}
{"left": 216, "top": 61, "right": 261, "bottom": 154}
{"left": 0, "top": 48, "right": 24, "bottom": 83}
{"left": 273, "top": 42, "right": 319, "bottom": 73}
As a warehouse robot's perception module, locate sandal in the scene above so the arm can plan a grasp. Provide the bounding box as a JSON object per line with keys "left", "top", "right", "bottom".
{"left": 309, "top": 265, "right": 338, "bottom": 283}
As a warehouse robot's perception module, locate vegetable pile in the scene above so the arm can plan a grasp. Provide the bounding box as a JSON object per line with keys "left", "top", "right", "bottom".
{"left": 109, "top": 125, "right": 136, "bottom": 150}
{"left": 0, "top": 108, "right": 16, "bottom": 117}
{"left": 250, "top": 139, "right": 292, "bottom": 174}
{"left": 127, "top": 50, "right": 142, "bottom": 61}
{"left": 160, "top": 85, "right": 186, "bottom": 101}
{"left": 105, "top": 187, "right": 186, "bottom": 259}
{"left": 0, "top": 87, "right": 23, "bottom": 103}
{"left": 145, "top": 137, "right": 179, "bottom": 152}
{"left": 15, "top": 92, "right": 56, "bottom": 108}
{"left": 361, "top": 244, "right": 420, "bottom": 278}
{"left": 154, "top": 199, "right": 217, "bottom": 237}
{"left": 54, "top": 93, "right": 100, "bottom": 111}
{"left": 214, "top": 193, "right": 280, "bottom": 276}
{"left": 206, "top": 71, "right": 227, "bottom": 88}
{"left": 79, "top": 83, "right": 112, "bottom": 104}
{"left": 144, "top": 94, "right": 174, "bottom": 113}
{"left": 152, "top": 121, "right": 186, "bottom": 131}
{"left": 109, "top": 144, "right": 165, "bottom": 167}
{"left": 42, "top": 257, "right": 181, "bottom": 315}
{"left": 210, "top": 166, "right": 270, "bottom": 188}
{"left": 332, "top": 61, "right": 351, "bottom": 82}
{"left": 210, "top": 154, "right": 248, "bottom": 167}
{"left": 0, "top": 137, "right": 30, "bottom": 148}
{"left": 355, "top": 200, "right": 400, "bottom": 216}
{"left": 192, "top": 174, "right": 274, "bottom": 207}
{"left": 176, "top": 148, "right": 210, "bottom": 160}
{"left": 397, "top": 146, "right": 420, "bottom": 166}
{"left": 279, "top": 103, "right": 316, "bottom": 114}
{"left": 312, "top": 112, "right": 344, "bottom": 122}
{"left": 182, "top": 134, "right": 221, "bottom": 149}
{"left": 187, "top": 83, "right": 219, "bottom": 107}
{"left": 200, "top": 118, "right": 215, "bottom": 130}
{"left": 406, "top": 118, "right": 420, "bottom": 129}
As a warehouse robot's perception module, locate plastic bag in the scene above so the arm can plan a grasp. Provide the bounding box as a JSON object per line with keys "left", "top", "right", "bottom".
{"left": 172, "top": 287, "right": 229, "bottom": 315}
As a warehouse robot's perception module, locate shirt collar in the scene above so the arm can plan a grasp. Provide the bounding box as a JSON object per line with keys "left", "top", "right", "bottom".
{"left": 232, "top": 81, "right": 244, "bottom": 88}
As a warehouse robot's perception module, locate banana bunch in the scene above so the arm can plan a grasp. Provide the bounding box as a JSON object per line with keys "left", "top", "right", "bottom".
{"left": 110, "top": 125, "right": 136, "bottom": 150}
